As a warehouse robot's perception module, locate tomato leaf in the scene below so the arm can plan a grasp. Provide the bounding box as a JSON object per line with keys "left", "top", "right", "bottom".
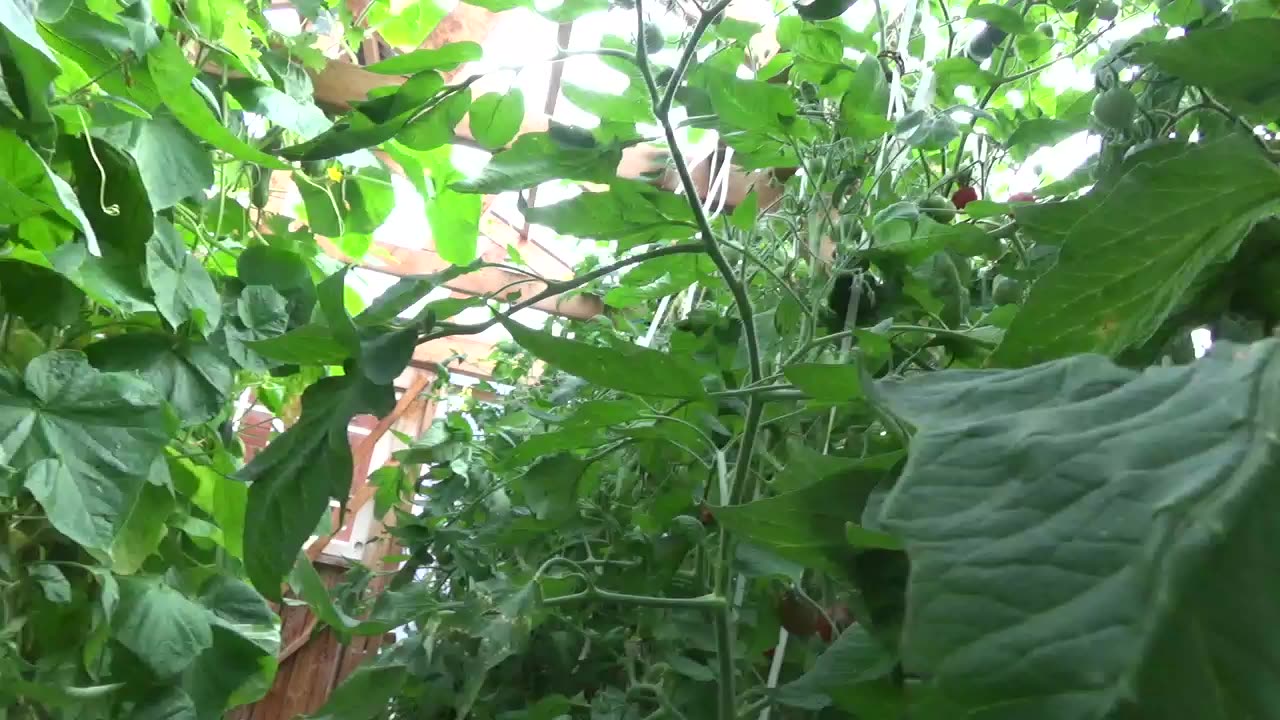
{"left": 1138, "top": 19, "right": 1280, "bottom": 117}
{"left": 991, "top": 137, "right": 1280, "bottom": 366}
{"left": 500, "top": 317, "right": 708, "bottom": 400}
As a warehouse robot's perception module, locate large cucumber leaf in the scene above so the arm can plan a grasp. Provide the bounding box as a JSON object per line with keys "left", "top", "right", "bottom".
{"left": 877, "top": 340, "right": 1280, "bottom": 719}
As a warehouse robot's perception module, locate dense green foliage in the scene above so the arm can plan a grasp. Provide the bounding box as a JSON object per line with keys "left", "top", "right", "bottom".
{"left": 1, "top": 0, "right": 1279, "bottom": 716}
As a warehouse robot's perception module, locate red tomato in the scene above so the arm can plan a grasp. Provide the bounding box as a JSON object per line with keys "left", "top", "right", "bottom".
{"left": 699, "top": 505, "right": 715, "bottom": 526}
{"left": 952, "top": 186, "right": 979, "bottom": 210}
{"left": 1009, "top": 191, "right": 1036, "bottom": 203}
{"left": 816, "top": 615, "right": 833, "bottom": 643}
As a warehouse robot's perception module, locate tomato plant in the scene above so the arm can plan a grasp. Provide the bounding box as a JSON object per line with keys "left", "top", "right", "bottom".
{"left": 2, "top": 0, "right": 1280, "bottom": 717}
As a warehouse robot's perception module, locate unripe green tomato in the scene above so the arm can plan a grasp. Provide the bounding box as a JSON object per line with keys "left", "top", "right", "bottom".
{"left": 1092, "top": 87, "right": 1137, "bottom": 131}
{"left": 1036, "top": 22, "right": 1055, "bottom": 38}
{"left": 919, "top": 194, "right": 954, "bottom": 224}
{"left": 992, "top": 275, "right": 1024, "bottom": 305}
{"left": 5, "top": 328, "right": 44, "bottom": 371}
{"left": 670, "top": 514, "right": 706, "bottom": 541}
{"left": 642, "top": 22, "right": 663, "bottom": 53}
{"left": 1096, "top": 0, "right": 1118, "bottom": 19}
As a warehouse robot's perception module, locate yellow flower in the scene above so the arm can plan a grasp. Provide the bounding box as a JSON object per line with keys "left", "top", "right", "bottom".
{"left": 326, "top": 166, "right": 344, "bottom": 182}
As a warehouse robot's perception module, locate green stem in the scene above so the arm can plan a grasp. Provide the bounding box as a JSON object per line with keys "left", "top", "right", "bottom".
{"left": 424, "top": 243, "right": 704, "bottom": 341}
{"left": 635, "top": 0, "right": 762, "bottom": 384}
{"left": 542, "top": 588, "right": 727, "bottom": 610}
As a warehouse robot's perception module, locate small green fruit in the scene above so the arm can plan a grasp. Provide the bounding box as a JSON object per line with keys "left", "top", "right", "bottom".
{"left": 1036, "top": 22, "right": 1055, "bottom": 38}
{"left": 992, "top": 275, "right": 1025, "bottom": 305}
{"left": 1092, "top": 87, "right": 1137, "bottom": 131}
{"left": 642, "top": 22, "right": 663, "bottom": 53}
{"left": 1096, "top": 0, "right": 1118, "bottom": 19}
{"left": 548, "top": 124, "right": 597, "bottom": 149}
{"left": 920, "top": 194, "right": 954, "bottom": 224}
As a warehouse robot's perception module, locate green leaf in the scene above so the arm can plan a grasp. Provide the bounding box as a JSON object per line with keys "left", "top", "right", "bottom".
{"left": 414, "top": 146, "right": 481, "bottom": 265}
{"left": 240, "top": 374, "right": 394, "bottom": 598}
{"left": 369, "top": 465, "right": 407, "bottom": 517}
{"left": 0, "top": 260, "right": 85, "bottom": 329}
{"left": 197, "top": 573, "right": 280, "bottom": 655}
{"left": 226, "top": 80, "right": 333, "bottom": 140}
{"left": 145, "top": 35, "right": 287, "bottom": 170}
{"left": 774, "top": 625, "right": 897, "bottom": 710}
{"left": 0, "top": 0, "right": 59, "bottom": 68}
{"left": 1138, "top": 19, "right": 1280, "bottom": 117}
{"left": 784, "top": 362, "right": 865, "bottom": 402}
{"left": 991, "top": 137, "right": 1280, "bottom": 367}
{"left": 169, "top": 456, "right": 247, "bottom": 560}
{"left": 397, "top": 88, "right": 471, "bottom": 152}
{"left": 113, "top": 576, "right": 213, "bottom": 677}
{"left": 729, "top": 190, "right": 758, "bottom": 232}
{"left": 519, "top": 453, "right": 588, "bottom": 522}
{"left": 705, "top": 70, "right": 798, "bottom": 134}
{"left": 468, "top": 90, "right": 525, "bottom": 149}
{"left": 9, "top": 352, "right": 170, "bottom": 564}
{"left": 839, "top": 57, "right": 893, "bottom": 140}
{"left": 278, "top": 72, "right": 445, "bottom": 161}
{"left": 224, "top": 285, "right": 290, "bottom": 371}
{"left": 85, "top": 334, "right": 232, "bottom": 427}
{"left": 133, "top": 687, "right": 197, "bottom": 720}
{"left": 317, "top": 268, "right": 360, "bottom": 355}
{"left": 537, "top": 0, "right": 607, "bottom": 21}
{"left": 561, "top": 82, "right": 653, "bottom": 124}
{"left": 500, "top": 318, "right": 707, "bottom": 400}
{"left": 794, "top": 0, "right": 858, "bottom": 21}
{"left": 305, "top": 661, "right": 408, "bottom": 720}
{"left": 288, "top": 553, "right": 363, "bottom": 633}
{"left": 66, "top": 132, "right": 154, "bottom": 259}
{"left": 452, "top": 132, "right": 623, "bottom": 193}
{"left": 28, "top": 563, "right": 72, "bottom": 603}
{"left": 110, "top": 480, "right": 175, "bottom": 574}
{"left": 365, "top": 41, "right": 483, "bottom": 74}
{"left": 95, "top": 115, "right": 215, "bottom": 209}
{"left": 0, "top": 129, "right": 96, "bottom": 249}
{"left": 1005, "top": 117, "right": 1088, "bottom": 161}
{"left": 713, "top": 468, "right": 891, "bottom": 573}
{"left": 461, "top": 0, "right": 530, "bottom": 10}
{"left": 247, "top": 323, "right": 351, "bottom": 365}
{"left": 360, "top": 325, "right": 419, "bottom": 385}
{"left": 877, "top": 339, "right": 1280, "bottom": 718}
{"left": 146, "top": 220, "right": 222, "bottom": 333}
{"left": 966, "top": 4, "right": 1027, "bottom": 33}
{"left": 522, "top": 179, "right": 697, "bottom": 249}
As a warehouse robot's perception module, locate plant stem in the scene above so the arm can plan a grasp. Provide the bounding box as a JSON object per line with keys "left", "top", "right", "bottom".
{"left": 542, "top": 588, "right": 727, "bottom": 610}
{"left": 423, "top": 242, "right": 704, "bottom": 341}
{"left": 634, "top": 0, "right": 760, "bottom": 384}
